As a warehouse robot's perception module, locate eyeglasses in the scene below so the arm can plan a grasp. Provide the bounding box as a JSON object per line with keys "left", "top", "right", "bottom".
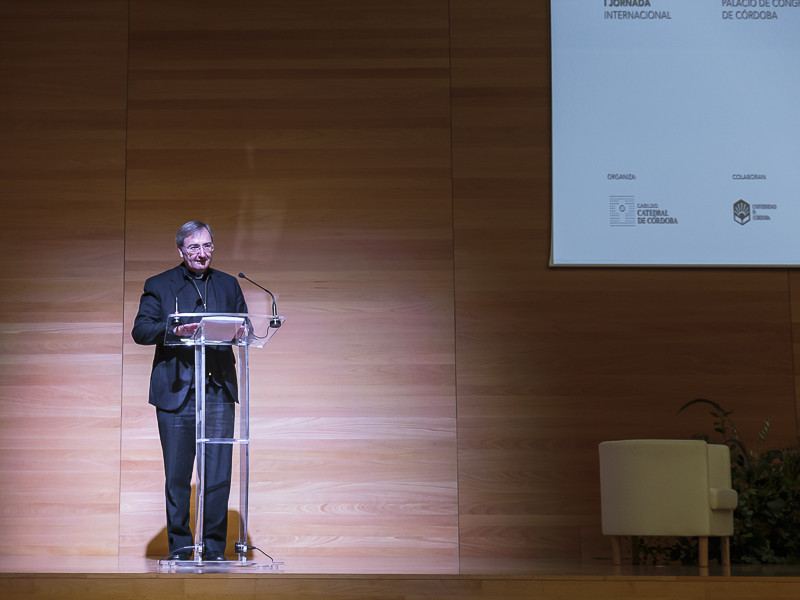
{"left": 183, "top": 243, "right": 214, "bottom": 256}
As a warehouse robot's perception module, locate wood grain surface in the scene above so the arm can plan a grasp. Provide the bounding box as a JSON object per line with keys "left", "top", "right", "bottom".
{"left": 0, "top": 0, "right": 129, "bottom": 555}
{"left": 0, "top": 0, "right": 797, "bottom": 572}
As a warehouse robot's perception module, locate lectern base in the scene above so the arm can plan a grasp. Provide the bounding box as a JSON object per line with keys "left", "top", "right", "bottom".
{"left": 157, "top": 559, "right": 285, "bottom": 573}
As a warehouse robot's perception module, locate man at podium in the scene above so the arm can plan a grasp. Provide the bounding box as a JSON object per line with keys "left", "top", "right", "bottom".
{"left": 132, "top": 220, "right": 248, "bottom": 561}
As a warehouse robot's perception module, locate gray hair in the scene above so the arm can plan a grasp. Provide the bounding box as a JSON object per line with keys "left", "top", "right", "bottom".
{"left": 175, "top": 220, "right": 214, "bottom": 247}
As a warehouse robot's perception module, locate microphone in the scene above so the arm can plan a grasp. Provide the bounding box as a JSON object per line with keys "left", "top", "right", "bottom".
{"left": 171, "top": 280, "right": 194, "bottom": 326}
{"left": 238, "top": 273, "right": 282, "bottom": 328}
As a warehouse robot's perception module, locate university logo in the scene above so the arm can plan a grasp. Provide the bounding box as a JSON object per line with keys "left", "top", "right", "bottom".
{"left": 733, "top": 199, "right": 750, "bottom": 226}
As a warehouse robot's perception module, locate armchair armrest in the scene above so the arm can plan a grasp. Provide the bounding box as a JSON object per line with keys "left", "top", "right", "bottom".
{"left": 709, "top": 487, "right": 738, "bottom": 511}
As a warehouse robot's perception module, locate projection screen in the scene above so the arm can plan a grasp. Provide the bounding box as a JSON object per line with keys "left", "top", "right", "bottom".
{"left": 550, "top": 0, "right": 800, "bottom": 266}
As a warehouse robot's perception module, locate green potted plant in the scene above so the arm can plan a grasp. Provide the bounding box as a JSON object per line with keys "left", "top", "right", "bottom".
{"left": 677, "top": 398, "right": 800, "bottom": 564}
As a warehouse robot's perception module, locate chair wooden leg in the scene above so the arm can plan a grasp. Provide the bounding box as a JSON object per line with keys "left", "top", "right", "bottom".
{"left": 611, "top": 536, "right": 622, "bottom": 565}
{"left": 698, "top": 536, "right": 709, "bottom": 567}
{"left": 720, "top": 536, "right": 730, "bottom": 566}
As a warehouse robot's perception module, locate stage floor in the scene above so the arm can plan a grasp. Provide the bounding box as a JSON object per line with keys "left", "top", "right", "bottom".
{"left": 4, "top": 555, "right": 800, "bottom": 600}
{"left": 4, "top": 553, "right": 800, "bottom": 576}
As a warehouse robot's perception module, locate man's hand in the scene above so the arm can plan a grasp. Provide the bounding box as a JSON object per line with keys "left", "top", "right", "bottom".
{"left": 174, "top": 322, "right": 200, "bottom": 337}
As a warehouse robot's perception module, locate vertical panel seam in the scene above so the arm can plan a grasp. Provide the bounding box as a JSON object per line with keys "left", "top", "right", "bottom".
{"left": 117, "top": 0, "right": 133, "bottom": 561}
{"left": 445, "top": 0, "right": 462, "bottom": 575}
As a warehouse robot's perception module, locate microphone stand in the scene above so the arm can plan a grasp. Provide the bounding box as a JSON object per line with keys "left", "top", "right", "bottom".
{"left": 238, "top": 273, "right": 282, "bottom": 328}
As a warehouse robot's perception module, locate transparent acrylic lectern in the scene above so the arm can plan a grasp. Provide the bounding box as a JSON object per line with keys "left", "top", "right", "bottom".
{"left": 163, "top": 312, "right": 284, "bottom": 569}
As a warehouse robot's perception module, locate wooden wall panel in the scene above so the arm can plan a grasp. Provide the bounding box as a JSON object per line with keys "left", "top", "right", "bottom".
{"left": 119, "top": 0, "right": 459, "bottom": 571}
{"left": 0, "top": 1, "right": 129, "bottom": 555}
{"left": 2, "top": 0, "right": 799, "bottom": 573}
{"left": 449, "top": 0, "right": 798, "bottom": 571}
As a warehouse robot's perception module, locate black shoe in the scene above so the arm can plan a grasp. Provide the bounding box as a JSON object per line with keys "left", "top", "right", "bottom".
{"left": 172, "top": 549, "right": 193, "bottom": 561}
{"left": 203, "top": 550, "right": 226, "bottom": 561}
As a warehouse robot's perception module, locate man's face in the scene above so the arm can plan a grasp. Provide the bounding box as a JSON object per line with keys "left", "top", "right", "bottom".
{"left": 179, "top": 229, "right": 214, "bottom": 274}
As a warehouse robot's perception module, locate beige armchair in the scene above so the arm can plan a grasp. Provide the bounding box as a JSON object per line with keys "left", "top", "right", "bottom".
{"left": 599, "top": 439, "right": 738, "bottom": 567}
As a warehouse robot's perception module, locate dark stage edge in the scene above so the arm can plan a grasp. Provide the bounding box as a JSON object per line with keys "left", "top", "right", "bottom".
{"left": 4, "top": 557, "right": 800, "bottom": 600}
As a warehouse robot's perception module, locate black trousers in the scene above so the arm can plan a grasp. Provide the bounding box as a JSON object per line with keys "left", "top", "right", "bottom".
{"left": 156, "top": 381, "right": 235, "bottom": 554}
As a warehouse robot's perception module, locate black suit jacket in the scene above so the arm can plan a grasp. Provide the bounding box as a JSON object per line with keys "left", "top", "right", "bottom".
{"left": 132, "top": 264, "right": 248, "bottom": 410}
